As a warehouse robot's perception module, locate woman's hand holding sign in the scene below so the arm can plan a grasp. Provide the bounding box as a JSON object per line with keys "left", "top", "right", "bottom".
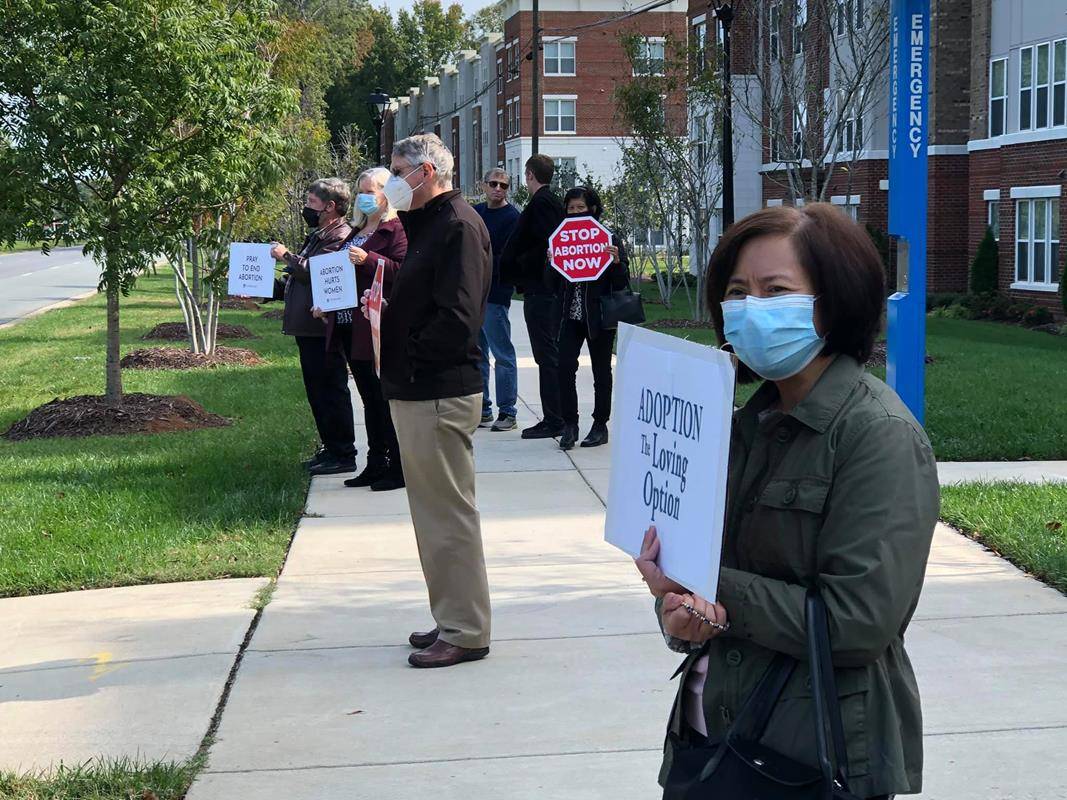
{"left": 635, "top": 526, "right": 685, "bottom": 598}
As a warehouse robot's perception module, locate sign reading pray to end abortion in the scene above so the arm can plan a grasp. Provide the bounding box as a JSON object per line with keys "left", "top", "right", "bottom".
{"left": 309, "top": 250, "right": 357, "bottom": 313}
{"left": 604, "top": 324, "right": 735, "bottom": 601}
{"left": 227, "top": 243, "right": 275, "bottom": 298}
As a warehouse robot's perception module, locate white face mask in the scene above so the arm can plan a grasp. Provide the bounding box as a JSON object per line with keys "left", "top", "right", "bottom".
{"left": 383, "top": 166, "right": 424, "bottom": 212}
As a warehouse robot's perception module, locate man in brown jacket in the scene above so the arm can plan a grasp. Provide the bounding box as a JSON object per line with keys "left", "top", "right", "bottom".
{"left": 271, "top": 178, "right": 355, "bottom": 476}
{"left": 378, "top": 134, "right": 493, "bottom": 669}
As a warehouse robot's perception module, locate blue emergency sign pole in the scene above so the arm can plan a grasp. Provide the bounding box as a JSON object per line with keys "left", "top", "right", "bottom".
{"left": 886, "top": 0, "right": 929, "bottom": 425}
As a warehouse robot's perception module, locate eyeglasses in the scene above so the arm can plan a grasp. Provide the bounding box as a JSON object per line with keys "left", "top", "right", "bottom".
{"left": 487, "top": 181, "right": 509, "bottom": 189}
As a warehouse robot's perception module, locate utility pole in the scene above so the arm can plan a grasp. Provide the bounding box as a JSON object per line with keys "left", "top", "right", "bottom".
{"left": 531, "top": 0, "right": 541, "bottom": 155}
{"left": 712, "top": 2, "right": 735, "bottom": 230}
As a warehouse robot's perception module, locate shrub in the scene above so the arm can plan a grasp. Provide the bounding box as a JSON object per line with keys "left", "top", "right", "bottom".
{"left": 984, "top": 293, "right": 1014, "bottom": 321}
{"left": 929, "top": 303, "right": 976, "bottom": 320}
{"left": 970, "top": 227, "right": 1000, "bottom": 294}
{"left": 1006, "top": 301, "right": 1034, "bottom": 321}
{"left": 927, "top": 292, "right": 963, "bottom": 311}
{"left": 959, "top": 293, "right": 995, "bottom": 319}
{"left": 1021, "top": 306, "right": 1055, "bottom": 328}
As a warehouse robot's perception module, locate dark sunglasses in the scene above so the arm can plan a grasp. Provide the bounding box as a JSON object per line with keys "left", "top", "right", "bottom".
{"left": 487, "top": 180, "right": 509, "bottom": 189}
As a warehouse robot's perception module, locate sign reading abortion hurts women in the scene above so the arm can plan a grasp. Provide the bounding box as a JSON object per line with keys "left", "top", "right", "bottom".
{"left": 309, "top": 250, "right": 357, "bottom": 313}
{"left": 604, "top": 324, "right": 735, "bottom": 601}
{"left": 548, "top": 215, "right": 613, "bottom": 283}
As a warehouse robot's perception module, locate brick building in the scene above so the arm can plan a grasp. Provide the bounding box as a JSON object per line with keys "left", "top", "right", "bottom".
{"left": 385, "top": 0, "right": 689, "bottom": 198}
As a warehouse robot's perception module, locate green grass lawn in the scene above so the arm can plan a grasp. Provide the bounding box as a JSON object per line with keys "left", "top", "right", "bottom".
{"left": 0, "top": 271, "right": 315, "bottom": 597}
{"left": 0, "top": 241, "right": 49, "bottom": 254}
{"left": 638, "top": 279, "right": 1067, "bottom": 461}
{"left": 941, "top": 482, "right": 1067, "bottom": 594}
{"left": 0, "top": 756, "right": 198, "bottom": 800}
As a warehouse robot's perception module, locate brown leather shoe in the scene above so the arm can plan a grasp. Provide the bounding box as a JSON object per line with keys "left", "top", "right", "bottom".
{"left": 408, "top": 627, "right": 439, "bottom": 649}
{"left": 407, "top": 639, "right": 489, "bottom": 669}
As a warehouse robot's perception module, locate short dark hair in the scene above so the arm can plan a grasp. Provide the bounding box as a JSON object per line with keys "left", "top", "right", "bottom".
{"left": 563, "top": 186, "right": 604, "bottom": 219}
{"left": 307, "top": 177, "right": 352, "bottom": 216}
{"left": 705, "top": 203, "right": 886, "bottom": 382}
{"left": 525, "top": 154, "right": 555, "bottom": 185}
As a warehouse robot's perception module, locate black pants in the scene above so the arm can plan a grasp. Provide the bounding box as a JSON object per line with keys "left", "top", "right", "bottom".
{"left": 523, "top": 293, "right": 563, "bottom": 428}
{"left": 295, "top": 335, "right": 355, "bottom": 459}
{"left": 338, "top": 326, "right": 400, "bottom": 471}
{"left": 558, "top": 318, "right": 615, "bottom": 426}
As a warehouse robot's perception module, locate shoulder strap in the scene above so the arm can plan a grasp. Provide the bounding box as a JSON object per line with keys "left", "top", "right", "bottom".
{"left": 806, "top": 588, "right": 852, "bottom": 792}
{"left": 727, "top": 652, "right": 796, "bottom": 742}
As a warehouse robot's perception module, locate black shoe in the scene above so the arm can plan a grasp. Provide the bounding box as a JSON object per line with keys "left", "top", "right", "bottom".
{"left": 302, "top": 446, "right": 328, "bottom": 469}
{"left": 308, "top": 455, "right": 357, "bottom": 476}
{"left": 559, "top": 424, "right": 579, "bottom": 451}
{"left": 580, "top": 423, "right": 609, "bottom": 448}
{"left": 344, "top": 462, "right": 389, "bottom": 488}
{"left": 371, "top": 471, "right": 406, "bottom": 492}
{"left": 521, "top": 420, "right": 565, "bottom": 439}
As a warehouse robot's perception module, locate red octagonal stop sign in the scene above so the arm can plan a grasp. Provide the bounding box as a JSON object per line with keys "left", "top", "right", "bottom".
{"left": 548, "top": 215, "right": 612, "bottom": 283}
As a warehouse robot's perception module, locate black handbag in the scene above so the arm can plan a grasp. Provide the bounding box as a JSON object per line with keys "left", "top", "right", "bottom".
{"left": 598, "top": 270, "right": 645, "bottom": 329}
{"left": 662, "top": 588, "right": 863, "bottom": 800}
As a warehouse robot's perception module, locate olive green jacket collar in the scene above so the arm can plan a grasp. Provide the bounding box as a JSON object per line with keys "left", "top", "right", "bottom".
{"left": 740, "top": 355, "right": 864, "bottom": 435}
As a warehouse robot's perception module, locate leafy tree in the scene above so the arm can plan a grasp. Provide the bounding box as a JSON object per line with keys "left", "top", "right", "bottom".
{"left": 465, "top": 0, "right": 506, "bottom": 47}
{"left": 0, "top": 0, "right": 296, "bottom": 403}
{"left": 970, "top": 226, "right": 999, "bottom": 295}
{"left": 326, "top": 1, "right": 471, "bottom": 143}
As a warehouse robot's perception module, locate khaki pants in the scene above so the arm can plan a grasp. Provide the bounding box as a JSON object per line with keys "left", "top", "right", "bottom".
{"left": 390, "top": 393, "right": 491, "bottom": 649}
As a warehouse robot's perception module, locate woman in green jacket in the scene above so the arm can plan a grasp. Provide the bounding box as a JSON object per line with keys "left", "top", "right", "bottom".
{"left": 636, "top": 203, "right": 940, "bottom": 800}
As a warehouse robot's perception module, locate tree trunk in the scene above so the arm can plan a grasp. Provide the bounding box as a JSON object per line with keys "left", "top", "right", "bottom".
{"left": 105, "top": 282, "right": 123, "bottom": 405}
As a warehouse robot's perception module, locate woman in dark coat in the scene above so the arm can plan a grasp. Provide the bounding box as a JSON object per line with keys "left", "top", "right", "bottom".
{"left": 556, "top": 186, "right": 630, "bottom": 451}
{"left": 317, "top": 167, "right": 408, "bottom": 491}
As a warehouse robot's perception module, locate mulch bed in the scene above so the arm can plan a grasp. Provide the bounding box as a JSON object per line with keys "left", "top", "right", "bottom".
{"left": 218, "top": 297, "right": 262, "bottom": 311}
{"left": 3, "top": 393, "right": 230, "bottom": 441}
{"left": 120, "top": 347, "right": 263, "bottom": 370}
{"left": 260, "top": 309, "right": 285, "bottom": 321}
{"left": 866, "top": 342, "right": 935, "bottom": 367}
{"left": 142, "top": 322, "right": 259, "bottom": 341}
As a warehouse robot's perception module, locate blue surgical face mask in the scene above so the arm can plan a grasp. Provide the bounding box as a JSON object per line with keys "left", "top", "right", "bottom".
{"left": 357, "top": 193, "right": 380, "bottom": 215}
{"left": 721, "top": 294, "right": 825, "bottom": 381}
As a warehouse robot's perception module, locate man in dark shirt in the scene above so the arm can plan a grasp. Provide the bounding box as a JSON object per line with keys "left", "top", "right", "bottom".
{"left": 473, "top": 168, "right": 521, "bottom": 432}
{"left": 377, "top": 134, "right": 493, "bottom": 669}
{"left": 270, "top": 178, "right": 355, "bottom": 476}
{"left": 499, "top": 154, "right": 565, "bottom": 440}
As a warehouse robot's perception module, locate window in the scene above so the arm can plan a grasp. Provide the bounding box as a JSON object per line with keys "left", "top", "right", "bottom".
{"left": 770, "top": 108, "right": 785, "bottom": 162}
{"left": 496, "top": 57, "right": 503, "bottom": 93}
{"left": 837, "top": 90, "right": 863, "bottom": 153}
{"left": 544, "top": 98, "right": 576, "bottom": 133}
{"left": 497, "top": 109, "right": 504, "bottom": 143}
{"left": 835, "top": 0, "right": 863, "bottom": 36}
{"left": 514, "top": 98, "right": 520, "bottom": 137}
{"left": 988, "top": 200, "right": 1000, "bottom": 241}
{"left": 1054, "top": 39, "right": 1066, "bottom": 127}
{"left": 691, "top": 19, "right": 707, "bottom": 75}
{"left": 793, "top": 100, "right": 807, "bottom": 160}
{"left": 769, "top": 2, "right": 781, "bottom": 61}
{"left": 793, "top": 0, "right": 807, "bottom": 55}
{"left": 989, "top": 58, "right": 1007, "bottom": 137}
{"left": 633, "top": 38, "right": 665, "bottom": 76}
{"left": 544, "top": 40, "right": 576, "bottom": 76}
{"left": 505, "top": 44, "right": 513, "bottom": 81}
{"left": 553, "top": 157, "right": 577, "bottom": 190}
{"left": 472, "top": 113, "right": 483, "bottom": 183}
{"left": 1020, "top": 46, "right": 1033, "bottom": 131}
{"left": 1037, "top": 43, "right": 1051, "bottom": 129}
{"left": 1015, "top": 198, "right": 1061, "bottom": 287}
{"left": 506, "top": 100, "right": 515, "bottom": 138}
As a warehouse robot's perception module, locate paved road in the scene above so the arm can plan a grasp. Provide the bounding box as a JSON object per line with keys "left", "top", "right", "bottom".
{"left": 0, "top": 247, "right": 100, "bottom": 327}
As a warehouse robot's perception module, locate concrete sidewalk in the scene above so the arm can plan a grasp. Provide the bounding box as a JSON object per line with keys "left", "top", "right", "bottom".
{"left": 187, "top": 303, "right": 1067, "bottom": 799}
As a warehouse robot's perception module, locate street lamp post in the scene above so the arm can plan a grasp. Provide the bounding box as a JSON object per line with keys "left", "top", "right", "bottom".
{"left": 711, "top": 2, "right": 735, "bottom": 231}
{"left": 368, "top": 88, "right": 391, "bottom": 166}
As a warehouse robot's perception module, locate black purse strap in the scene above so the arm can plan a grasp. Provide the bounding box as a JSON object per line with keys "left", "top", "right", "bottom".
{"left": 806, "top": 587, "right": 852, "bottom": 794}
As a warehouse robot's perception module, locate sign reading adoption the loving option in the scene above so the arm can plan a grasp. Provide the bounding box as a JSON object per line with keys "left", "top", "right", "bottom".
{"left": 309, "top": 250, "right": 357, "bottom": 313}
{"left": 227, "top": 243, "right": 275, "bottom": 298}
{"left": 548, "top": 215, "right": 612, "bottom": 283}
{"left": 604, "top": 324, "right": 735, "bottom": 601}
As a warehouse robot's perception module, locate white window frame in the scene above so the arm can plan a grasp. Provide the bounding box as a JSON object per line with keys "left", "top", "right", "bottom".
{"left": 544, "top": 95, "right": 577, "bottom": 135}
{"left": 553, "top": 157, "right": 578, "bottom": 190}
{"left": 831, "top": 194, "right": 861, "bottom": 221}
{"left": 1054, "top": 38, "right": 1066, "bottom": 127}
{"left": 1036, "top": 42, "right": 1051, "bottom": 130}
{"left": 1013, "top": 194, "right": 1061, "bottom": 291}
{"left": 793, "top": 100, "right": 807, "bottom": 160}
{"left": 987, "top": 199, "right": 1000, "bottom": 241}
{"left": 633, "top": 37, "right": 666, "bottom": 77}
{"left": 769, "top": 2, "right": 781, "bottom": 61}
{"left": 989, "top": 57, "right": 1007, "bottom": 137}
{"left": 793, "top": 0, "right": 807, "bottom": 55}
{"left": 496, "top": 56, "right": 504, "bottom": 94}
{"left": 543, "top": 38, "right": 576, "bottom": 77}
{"left": 692, "top": 17, "right": 708, "bottom": 74}
{"left": 1020, "top": 45, "right": 1034, "bottom": 131}
{"left": 836, "top": 89, "right": 863, "bottom": 153}
{"left": 497, "top": 108, "right": 504, "bottom": 142}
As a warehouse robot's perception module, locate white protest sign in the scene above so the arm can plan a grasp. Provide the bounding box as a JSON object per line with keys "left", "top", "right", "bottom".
{"left": 227, "top": 243, "right": 275, "bottom": 298}
{"left": 309, "top": 249, "right": 357, "bottom": 313}
{"left": 604, "top": 324, "right": 735, "bottom": 601}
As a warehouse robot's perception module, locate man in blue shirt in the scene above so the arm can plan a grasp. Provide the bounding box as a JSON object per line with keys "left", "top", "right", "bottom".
{"left": 473, "top": 168, "right": 521, "bottom": 431}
